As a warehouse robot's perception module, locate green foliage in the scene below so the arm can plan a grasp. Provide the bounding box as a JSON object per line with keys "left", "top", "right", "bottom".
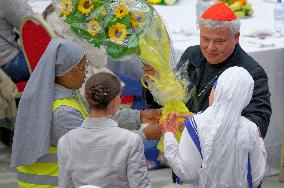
{"left": 65, "top": 9, "right": 85, "bottom": 24}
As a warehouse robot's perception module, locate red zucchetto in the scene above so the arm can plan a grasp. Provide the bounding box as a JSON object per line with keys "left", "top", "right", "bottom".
{"left": 201, "top": 2, "right": 237, "bottom": 21}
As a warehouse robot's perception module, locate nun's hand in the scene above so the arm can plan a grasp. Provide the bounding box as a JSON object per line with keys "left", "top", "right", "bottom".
{"left": 140, "top": 109, "right": 162, "bottom": 126}
{"left": 143, "top": 123, "right": 162, "bottom": 140}
{"left": 162, "top": 113, "right": 178, "bottom": 134}
{"left": 141, "top": 109, "right": 162, "bottom": 140}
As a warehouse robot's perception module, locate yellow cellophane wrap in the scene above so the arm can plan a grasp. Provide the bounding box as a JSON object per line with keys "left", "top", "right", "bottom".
{"left": 139, "top": 17, "right": 190, "bottom": 152}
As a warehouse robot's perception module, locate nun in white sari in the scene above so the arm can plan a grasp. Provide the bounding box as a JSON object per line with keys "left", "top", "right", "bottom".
{"left": 163, "top": 66, "right": 267, "bottom": 188}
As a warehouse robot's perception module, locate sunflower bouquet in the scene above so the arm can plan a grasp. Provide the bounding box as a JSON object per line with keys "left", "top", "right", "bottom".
{"left": 53, "top": 0, "right": 155, "bottom": 59}
{"left": 52, "top": 0, "right": 190, "bottom": 151}
{"left": 146, "top": 0, "right": 177, "bottom": 5}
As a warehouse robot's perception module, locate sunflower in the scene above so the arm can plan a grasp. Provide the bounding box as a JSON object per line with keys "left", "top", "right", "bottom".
{"left": 131, "top": 12, "right": 145, "bottom": 28}
{"left": 147, "top": 0, "right": 162, "bottom": 4}
{"left": 114, "top": 3, "right": 129, "bottom": 19}
{"left": 100, "top": 5, "right": 106, "bottom": 16}
{"left": 77, "top": 0, "right": 94, "bottom": 16}
{"left": 87, "top": 19, "right": 100, "bottom": 36}
{"left": 59, "top": 0, "right": 73, "bottom": 16}
{"left": 108, "top": 23, "right": 127, "bottom": 44}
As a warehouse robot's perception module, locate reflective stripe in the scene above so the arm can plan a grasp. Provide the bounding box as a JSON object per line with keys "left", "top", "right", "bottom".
{"left": 53, "top": 98, "right": 87, "bottom": 118}
{"left": 18, "top": 181, "right": 58, "bottom": 188}
{"left": 16, "top": 97, "right": 87, "bottom": 187}
{"left": 75, "top": 91, "right": 88, "bottom": 116}
{"left": 37, "top": 153, "right": 57, "bottom": 163}
{"left": 18, "top": 171, "right": 58, "bottom": 186}
{"left": 49, "top": 147, "right": 57, "bottom": 154}
{"left": 17, "top": 163, "right": 58, "bottom": 176}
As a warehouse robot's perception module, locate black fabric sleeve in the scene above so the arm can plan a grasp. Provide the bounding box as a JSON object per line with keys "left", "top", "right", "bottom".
{"left": 242, "top": 66, "right": 272, "bottom": 138}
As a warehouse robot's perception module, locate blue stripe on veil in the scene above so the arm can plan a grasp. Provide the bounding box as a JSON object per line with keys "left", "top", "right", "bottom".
{"left": 184, "top": 117, "right": 203, "bottom": 159}
{"left": 185, "top": 116, "right": 252, "bottom": 187}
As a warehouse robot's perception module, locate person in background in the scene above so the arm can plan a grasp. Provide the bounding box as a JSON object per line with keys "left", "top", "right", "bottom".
{"left": 0, "top": 0, "right": 34, "bottom": 83}
{"left": 58, "top": 72, "right": 151, "bottom": 188}
{"left": 163, "top": 67, "right": 267, "bottom": 188}
{"left": 0, "top": 0, "right": 34, "bottom": 146}
{"left": 11, "top": 38, "right": 160, "bottom": 188}
{"left": 0, "top": 69, "right": 18, "bottom": 146}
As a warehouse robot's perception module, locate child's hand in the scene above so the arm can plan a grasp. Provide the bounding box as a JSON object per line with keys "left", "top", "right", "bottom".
{"left": 162, "top": 113, "right": 178, "bottom": 134}
{"left": 175, "top": 113, "right": 193, "bottom": 131}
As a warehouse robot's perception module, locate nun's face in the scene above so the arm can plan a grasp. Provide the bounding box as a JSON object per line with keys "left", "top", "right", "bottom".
{"left": 55, "top": 55, "right": 88, "bottom": 89}
{"left": 70, "top": 55, "right": 88, "bottom": 89}
{"left": 60, "top": 55, "right": 88, "bottom": 89}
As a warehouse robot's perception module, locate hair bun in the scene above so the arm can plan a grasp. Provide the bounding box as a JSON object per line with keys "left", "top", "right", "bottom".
{"left": 85, "top": 72, "right": 121, "bottom": 110}
{"left": 91, "top": 85, "right": 108, "bottom": 104}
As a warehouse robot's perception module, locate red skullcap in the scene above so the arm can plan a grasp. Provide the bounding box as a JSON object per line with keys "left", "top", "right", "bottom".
{"left": 201, "top": 2, "right": 237, "bottom": 21}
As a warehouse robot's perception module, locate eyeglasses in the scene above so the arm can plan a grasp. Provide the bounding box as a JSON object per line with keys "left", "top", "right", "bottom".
{"left": 77, "top": 60, "right": 89, "bottom": 71}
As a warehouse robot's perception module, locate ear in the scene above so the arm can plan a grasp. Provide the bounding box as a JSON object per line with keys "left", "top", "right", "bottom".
{"left": 235, "top": 31, "right": 240, "bottom": 44}
{"left": 108, "top": 95, "right": 120, "bottom": 109}
{"left": 114, "top": 94, "right": 121, "bottom": 106}
{"left": 107, "top": 95, "right": 121, "bottom": 115}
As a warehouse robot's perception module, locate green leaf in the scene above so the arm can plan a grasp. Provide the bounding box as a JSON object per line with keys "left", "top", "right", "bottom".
{"left": 127, "top": 33, "right": 139, "bottom": 48}
{"left": 103, "top": 15, "right": 113, "bottom": 28}
{"left": 125, "top": 36, "right": 140, "bottom": 56}
{"left": 106, "top": 43, "right": 126, "bottom": 59}
{"left": 65, "top": 10, "right": 85, "bottom": 24}
{"left": 73, "top": 10, "right": 86, "bottom": 20}
{"left": 125, "top": 45, "right": 140, "bottom": 56}
{"left": 86, "top": 8, "right": 98, "bottom": 21}
{"left": 70, "top": 24, "right": 106, "bottom": 48}
{"left": 118, "top": 14, "right": 131, "bottom": 28}
{"left": 107, "top": 16, "right": 118, "bottom": 27}
{"left": 134, "top": 27, "right": 144, "bottom": 36}
{"left": 71, "top": 0, "right": 77, "bottom": 5}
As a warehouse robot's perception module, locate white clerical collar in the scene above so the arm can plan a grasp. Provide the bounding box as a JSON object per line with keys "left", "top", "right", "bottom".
{"left": 81, "top": 116, "right": 118, "bottom": 129}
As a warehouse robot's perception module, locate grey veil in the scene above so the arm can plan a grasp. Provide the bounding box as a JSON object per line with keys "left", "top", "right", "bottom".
{"left": 11, "top": 38, "right": 85, "bottom": 167}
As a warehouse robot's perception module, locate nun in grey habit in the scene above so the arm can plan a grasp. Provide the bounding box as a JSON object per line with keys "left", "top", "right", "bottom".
{"left": 11, "top": 38, "right": 144, "bottom": 187}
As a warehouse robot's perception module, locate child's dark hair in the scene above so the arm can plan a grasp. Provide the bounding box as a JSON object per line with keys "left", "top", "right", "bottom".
{"left": 85, "top": 72, "right": 121, "bottom": 110}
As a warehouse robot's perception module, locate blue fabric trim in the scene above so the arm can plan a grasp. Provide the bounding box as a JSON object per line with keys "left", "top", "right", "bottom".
{"left": 185, "top": 117, "right": 252, "bottom": 188}
{"left": 175, "top": 176, "right": 182, "bottom": 184}
{"left": 247, "top": 154, "right": 252, "bottom": 188}
{"left": 184, "top": 117, "right": 203, "bottom": 159}
{"left": 213, "top": 81, "right": 218, "bottom": 89}
{"left": 131, "top": 96, "right": 145, "bottom": 110}
{"left": 117, "top": 74, "right": 142, "bottom": 96}
{"left": 2, "top": 49, "right": 30, "bottom": 82}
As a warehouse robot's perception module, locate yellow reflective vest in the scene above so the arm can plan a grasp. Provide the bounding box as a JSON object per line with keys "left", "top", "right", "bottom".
{"left": 17, "top": 95, "right": 87, "bottom": 188}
